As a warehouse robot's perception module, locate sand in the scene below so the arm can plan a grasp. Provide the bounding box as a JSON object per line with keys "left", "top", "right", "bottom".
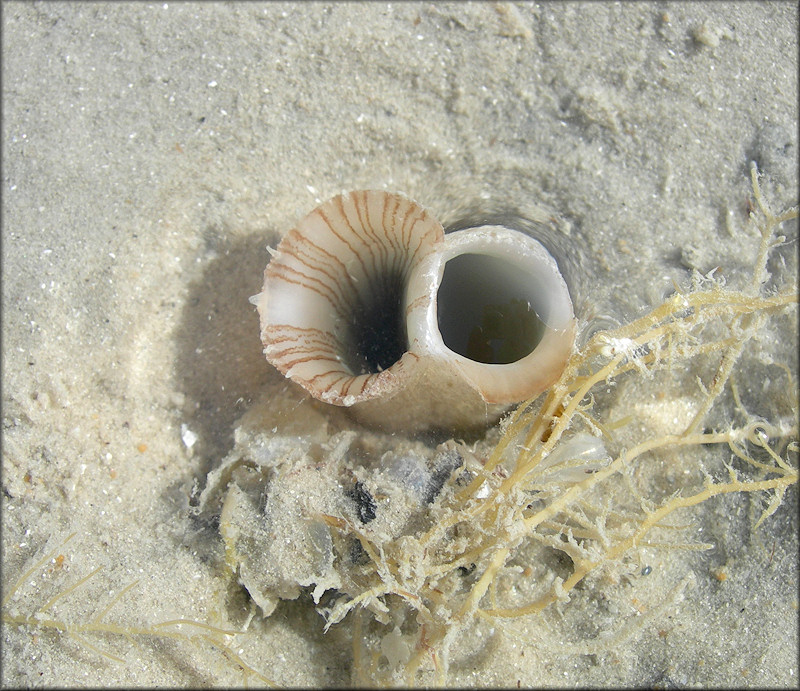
{"left": 2, "top": 1, "right": 797, "bottom": 687}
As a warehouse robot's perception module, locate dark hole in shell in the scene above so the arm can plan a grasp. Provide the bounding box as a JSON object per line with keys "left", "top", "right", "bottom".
{"left": 344, "top": 270, "right": 407, "bottom": 376}
{"left": 437, "top": 253, "right": 546, "bottom": 364}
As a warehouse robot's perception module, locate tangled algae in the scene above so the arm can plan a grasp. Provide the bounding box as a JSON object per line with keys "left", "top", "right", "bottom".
{"left": 3, "top": 167, "right": 798, "bottom": 686}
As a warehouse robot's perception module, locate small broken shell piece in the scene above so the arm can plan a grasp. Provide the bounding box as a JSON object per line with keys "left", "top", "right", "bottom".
{"left": 252, "top": 191, "right": 576, "bottom": 433}
{"left": 531, "top": 432, "right": 611, "bottom": 484}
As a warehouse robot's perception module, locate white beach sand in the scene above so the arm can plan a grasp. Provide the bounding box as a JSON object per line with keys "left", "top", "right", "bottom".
{"left": 2, "top": 2, "right": 797, "bottom": 686}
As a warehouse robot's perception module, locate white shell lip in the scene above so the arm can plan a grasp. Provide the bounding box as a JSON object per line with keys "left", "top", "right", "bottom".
{"left": 405, "top": 225, "right": 576, "bottom": 404}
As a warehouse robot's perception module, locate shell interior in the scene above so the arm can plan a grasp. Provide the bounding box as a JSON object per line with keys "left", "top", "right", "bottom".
{"left": 436, "top": 252, "right": 548, "bottom": 364}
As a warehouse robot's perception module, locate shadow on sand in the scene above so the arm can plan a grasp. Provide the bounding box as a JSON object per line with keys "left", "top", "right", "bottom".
{"left": 173, "top": 230, "right": 288, "bottom": 479}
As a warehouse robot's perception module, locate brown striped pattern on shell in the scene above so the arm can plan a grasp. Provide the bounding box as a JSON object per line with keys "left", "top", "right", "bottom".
{"left": 257, "top": 190, "right": 444, "bottom": 406}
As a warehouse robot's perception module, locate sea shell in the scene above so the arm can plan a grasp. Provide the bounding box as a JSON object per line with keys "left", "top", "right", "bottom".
{"left": 250, "top": 190, "right": 576, "bottom": 433}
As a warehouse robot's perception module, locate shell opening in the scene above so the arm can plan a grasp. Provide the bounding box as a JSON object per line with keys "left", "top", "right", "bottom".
{"left": 344, "top": 270, "right": 407, "bottom": 375}
{"left": 436, "top": 253, "right": 547, "bottom": 364}
{"left": 256, "top": 190, "right": 444, "bottom": 407}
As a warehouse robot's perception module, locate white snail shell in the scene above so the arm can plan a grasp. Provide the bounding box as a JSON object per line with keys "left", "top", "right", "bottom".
{"left": 250, "top": 190, "right": 576, "bottom": 433}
